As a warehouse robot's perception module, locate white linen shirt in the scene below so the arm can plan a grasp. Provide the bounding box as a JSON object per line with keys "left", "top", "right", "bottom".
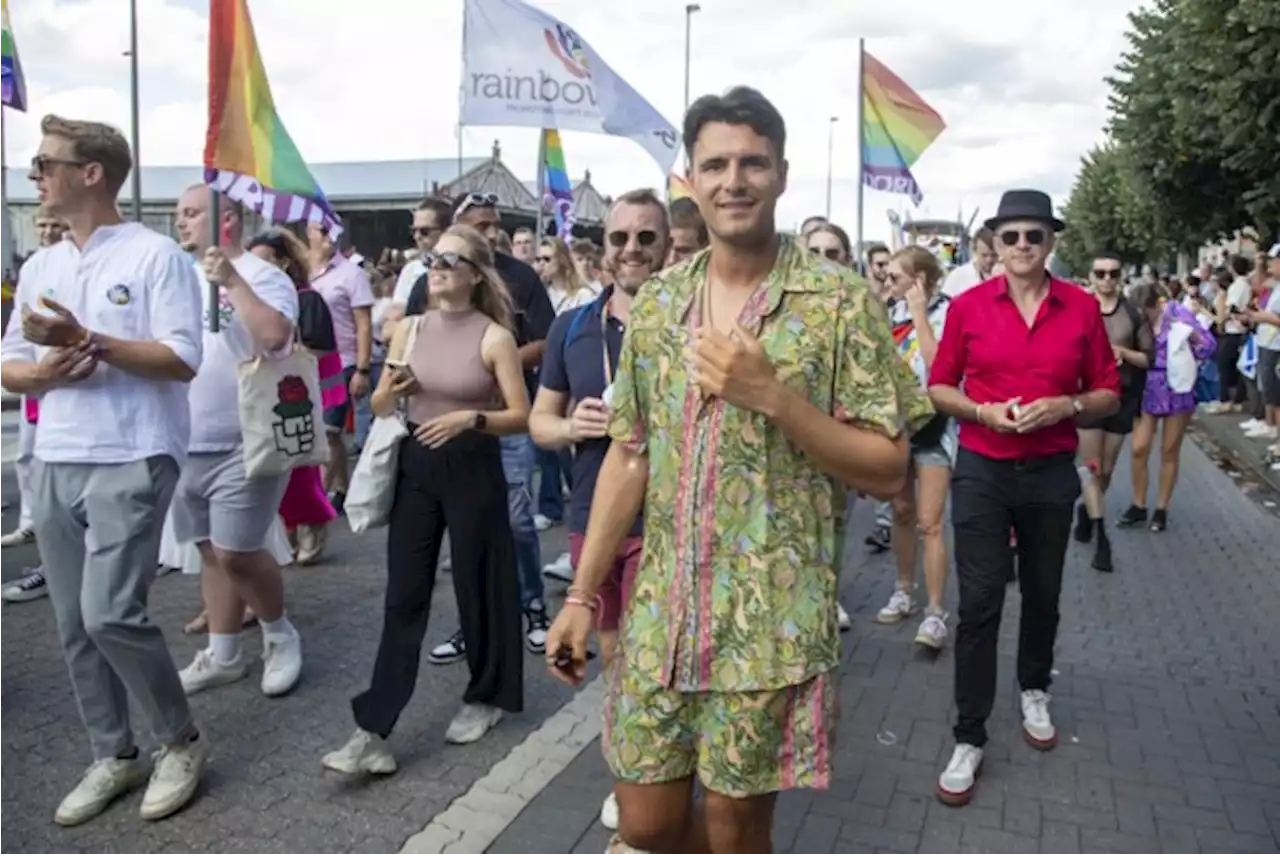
{"left": 0, "top": 222, "right": 203, "bottom": 465}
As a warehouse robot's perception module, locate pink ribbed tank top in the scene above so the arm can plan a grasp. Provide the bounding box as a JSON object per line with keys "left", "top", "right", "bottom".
{"left": 405, "top": 308, "right": 496, "bottom": 424}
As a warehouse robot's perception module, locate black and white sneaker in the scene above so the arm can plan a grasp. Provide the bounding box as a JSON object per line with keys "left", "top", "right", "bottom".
{"left": 864, "top": 525, "right": 891, "bottom": 554}
{"left": 427, "top": 630, "right": 466, "bottom": 665}
{"left": 525, "top": 603, "right": 550, "bottom": 654}
{"left": 2, "top": 567, "right": 49, "bottom": 603}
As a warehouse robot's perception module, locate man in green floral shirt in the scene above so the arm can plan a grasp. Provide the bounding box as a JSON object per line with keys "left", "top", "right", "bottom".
{"left": 545, "top": 86, "right": 933, "bottom": 854}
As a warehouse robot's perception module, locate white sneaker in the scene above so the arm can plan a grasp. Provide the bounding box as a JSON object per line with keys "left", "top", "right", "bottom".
{"left": 600, "top": 790, "right": 619, "bottom": 830}
{"left": 1240, "top": 418, "right": 1262, "bottom": 431}
{"left": 1246, "top": 425, "right": 1278, "bottom": 441}
{"left": 1020, "top": 689, "right": 1057, "bottom": 750}
{"left": 914, "top": 611, "right": 949, "bottom": 649}
{"left": 0, "top": 526, "right": 35, "bottom": 548}
{"left": 54, "top": 756, "right": 148, "bottom": 826}
{"left": 261, "top": 633, "right": 303, "bottom": 697}
{"left": 178, "top": 648, "right": 249, "bottom": 696}
{"left": 836, "top": 602, "right": 852, "bottom": 632}
{"left": 937, "top": 744, "right": 983, "bottom": 806}
{"left": 542, "top": 552, "right": 575, "bottom": 584}
{"left": 876, "top": 586, "right": 918, "bottom": 624}
{"left": 445, "top": 703, "right": 504, "bottom": 744}
{"left": 322, "top": 728, "right": 397, "bottom": 775}
{"left": 140, "top": 735, "right": 210, "bottom": 820}
{"left": 533, "top": 513, "right": 554, "bottom": 532}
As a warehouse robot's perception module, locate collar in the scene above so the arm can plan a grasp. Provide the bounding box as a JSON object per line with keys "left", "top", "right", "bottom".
{"left": 987, "top": 273, "right": 1070, "bottom": 305}
{"left": 672, "top": 237, "right": 827, "bottom": 326}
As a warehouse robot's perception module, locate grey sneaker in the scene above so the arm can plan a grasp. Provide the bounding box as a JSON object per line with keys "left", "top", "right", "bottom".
{"left": 876, "top": 586, "right": 918, "bottom": 624}
{"left": 445, "top": 703, "right": 504, "bottom": 745}
{"left": 322, "top": 729, "right": 397, "bottom": 775}
{"left": 914, "top": 611, "right": 948, "bottom": 649}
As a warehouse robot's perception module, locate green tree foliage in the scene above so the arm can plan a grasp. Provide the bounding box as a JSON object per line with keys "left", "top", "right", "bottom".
{"left": 1064, "top": 0, "right": 1280, "bottom": 256}
{"left": 1057, "top": 143, "right": 1164, "bottom": 275}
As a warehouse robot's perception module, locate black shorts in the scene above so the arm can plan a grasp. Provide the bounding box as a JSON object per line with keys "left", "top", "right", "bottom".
{"left": 1077, "top": 389, "right": 1142, "bottom": 435}
{"left": 1259, "top": 348, "right": 1280, "bottom": 407}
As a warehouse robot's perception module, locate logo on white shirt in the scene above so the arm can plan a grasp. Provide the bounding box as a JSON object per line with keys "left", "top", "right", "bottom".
{"left": 106, "top": 284, "right": 132, "bottom": 305}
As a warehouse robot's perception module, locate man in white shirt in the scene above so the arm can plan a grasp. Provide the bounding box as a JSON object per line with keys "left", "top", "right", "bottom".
{"left": 170, "top": 184, "right": 304, "bottom": 698}
{"left": 0, "top": 114, "right": 207, "bottom": 826}
{"left": 386, "top": 198, "right": 452, "bottom": 330}
{"left": 941, "top": 227, "right": 998, "bottom": 298}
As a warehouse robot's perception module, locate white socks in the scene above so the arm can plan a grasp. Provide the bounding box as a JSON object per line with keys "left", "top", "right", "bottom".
{"left": 261, "top": 614, "right": 298, "bottom": 640}
{"left": 208, "top": 633, "right": 239, "bottom": 664}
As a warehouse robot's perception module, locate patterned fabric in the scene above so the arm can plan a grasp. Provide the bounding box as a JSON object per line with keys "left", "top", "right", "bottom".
{"left": 603, "top": 654, "right": 840, "bottom": 796}
{"left": 1143, "top": 301, "right": 1216, "bottom": 417}
{"left": 607, "top": 239, "right": 934, "bottom": 693}
{"left": 889, "top": 294, "right": 950, "bottom": 389}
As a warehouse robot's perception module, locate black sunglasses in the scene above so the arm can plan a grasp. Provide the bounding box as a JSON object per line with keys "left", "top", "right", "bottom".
{"left": 1092, "top": 268, "right": 1123, "bottom": 280}
{"left": 809, "top": 246, "right": 842, "bottom": 261}
{"left": 425, "top": 251, "right": 476, "bottom": 271}
{"left": 412, "top": 226, "right": 440, "bottom": 238}
{"left": 606, "top": 229, "right": 658, "bottom": 248}
{"left": 534, "top": 255, "right": 554, "bottom": 264}
{"left": 999, "top": 228, "right": 1046, "bottom": 247}
{"left": 29, "top": 154, "right": 88, "bottom": 177}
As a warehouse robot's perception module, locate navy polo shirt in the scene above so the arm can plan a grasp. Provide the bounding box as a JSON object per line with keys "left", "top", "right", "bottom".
{"left": 539, "top": 286, "right": 644, "bottom": 538}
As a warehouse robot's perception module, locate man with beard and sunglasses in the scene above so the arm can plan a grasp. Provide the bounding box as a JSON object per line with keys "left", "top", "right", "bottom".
{"left": 544, "top": 87, "right": 931, "bottom": 854}
{"left": 529, "top": 188, "right": 670, "bottom": 837}
{"left": 928, "top": 190, "right": 1120, "bottom": 807}
{"left": 404, "top": 192, "right": 557, "bottom": 659}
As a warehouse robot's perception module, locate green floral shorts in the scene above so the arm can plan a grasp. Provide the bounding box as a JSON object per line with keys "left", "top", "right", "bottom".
{"left": 602, "top": 660, "right": 839, "bottom": 798}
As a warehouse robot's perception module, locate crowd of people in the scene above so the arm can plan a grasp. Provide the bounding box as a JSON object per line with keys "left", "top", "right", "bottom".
{"left": 1, "top": 87, "right": 1278, "bottom": 854}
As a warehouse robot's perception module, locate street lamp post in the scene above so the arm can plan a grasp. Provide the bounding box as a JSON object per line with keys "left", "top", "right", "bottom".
{"left": 127, "top": 0, "right": 142, "bottom": 222}
{"left": 683, "top": 4, "right": 701, "bottom": 116}
{"left": 825, "top": 116, "right": 838, "bottom": 220}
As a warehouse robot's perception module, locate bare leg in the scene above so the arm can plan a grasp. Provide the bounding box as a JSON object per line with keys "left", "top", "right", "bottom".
{"left": 1077, "top": 429, "right": 1105, "bottom": 519}
{"left": 615, "top": 778, "right": 708, "bottom": 854}
{"left": 1156, "top": 413, "right": 1191, "bottom": 510}
{"left": 704, "top": 790, "right": 778, "bottom": 854}
{"left": 890, "top": 467, "right": 919, "bottom": 591}
{"left": 915, "top": 465, "right": 950, "bottom": 613}
{"left": 1128, "top": 414, "right": 1157, "bottom": 509}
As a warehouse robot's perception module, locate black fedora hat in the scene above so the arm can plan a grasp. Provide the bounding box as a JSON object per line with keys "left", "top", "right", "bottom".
{"left": 983, "top": 189, "right": 1066, "bottom": 233}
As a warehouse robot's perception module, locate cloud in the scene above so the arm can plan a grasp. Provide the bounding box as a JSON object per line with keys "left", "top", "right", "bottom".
{"left": 3, "top": 0, "right": 1143, "bottom": 241}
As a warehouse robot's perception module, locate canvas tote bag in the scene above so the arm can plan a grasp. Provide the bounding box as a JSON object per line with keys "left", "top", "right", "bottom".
{"left": 346, "top": 316, "right": 423, "bottom": 533}
{"left": 238, "top": 344, "right": 331, "bottom": 479}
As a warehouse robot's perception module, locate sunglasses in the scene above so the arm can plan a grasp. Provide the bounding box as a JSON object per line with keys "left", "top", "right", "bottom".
{"left": 607, "top": 230, "right": 659, "bottom": 248}
{"left": 809, "top": 246, "right": 842, "bottom": 261}
{"left": 412, "top": 226, "right": 440, "bottom": 238}
{"left": 454, "top": 192, "right": 500, "bottom": 221}
{"left": 534, "top": 255, "right": 554, "bottom": 265}
{"left": 1092, "top": 268, "right": 1123, "bottom": 280}
{"left": 999, "top": 228, "right": 1046, "bottom": 247}
{"left": 29, "top": 154, "right": 88, "bottom": 177}
{"left": 425, "top": 251, "right": 475, "bottom": 271}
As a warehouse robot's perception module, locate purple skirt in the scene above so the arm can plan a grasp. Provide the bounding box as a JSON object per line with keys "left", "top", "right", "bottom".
{"left": 1143, "top": 368, "right": 1197, "bottom": 417}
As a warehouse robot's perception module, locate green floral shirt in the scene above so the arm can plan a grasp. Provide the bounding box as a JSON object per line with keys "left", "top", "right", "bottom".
{"left": 608, "top": 239, "right": 934, "bottom": 693}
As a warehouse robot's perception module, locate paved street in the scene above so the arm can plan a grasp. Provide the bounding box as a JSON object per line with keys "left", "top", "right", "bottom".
{"left": 488, "top": 430, "right": 1280, "bottom": 854}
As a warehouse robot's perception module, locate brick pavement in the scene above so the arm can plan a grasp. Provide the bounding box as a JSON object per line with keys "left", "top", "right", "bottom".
{"left": 487, "top": 436, "right": 1280, "bottom": 854}
{"left": 0, "top": 470, "right": 583, "bottom": 854}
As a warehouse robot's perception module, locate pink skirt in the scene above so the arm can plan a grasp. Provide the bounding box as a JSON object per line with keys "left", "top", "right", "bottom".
{"left": 279, "top": 466, "right": 336, "bottom": 529}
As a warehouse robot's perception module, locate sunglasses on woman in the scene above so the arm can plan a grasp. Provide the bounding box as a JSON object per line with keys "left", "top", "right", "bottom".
{"left": 809, "top": 246, "right": 842, "bottom": 261}
{"left": 425, "top": 251, "right": 476, "bottom": 271}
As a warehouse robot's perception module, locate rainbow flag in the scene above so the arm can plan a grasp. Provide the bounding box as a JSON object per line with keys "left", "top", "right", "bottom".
{"left": 541, "top": 129, "right": 574, "bottom": 238}
{"left": 2, "top": 0, "right": 27, "bottom": 112}
{"left": 203, "top": 0, "right": 338, "bottom": 234}
{"left": 861, "top": 50, "right": 945, "bottom": 205}
{"left": 667, "top": 173, "right": 692, "bottom": 202}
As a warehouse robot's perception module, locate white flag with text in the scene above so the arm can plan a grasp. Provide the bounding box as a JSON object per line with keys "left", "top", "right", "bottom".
{"left": 461, "top": 0, "right": 681, "bottom": 172}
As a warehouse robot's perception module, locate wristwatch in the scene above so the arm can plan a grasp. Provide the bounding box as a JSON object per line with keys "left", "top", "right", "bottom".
{"left": 1071, "top": 397, "right": 1084, "bottom": 415}
{"left": 355, "top": 366, "right": 371, "bottom": 376}
{"left": 473, "top": 412, "right": 487, "bottom": 431}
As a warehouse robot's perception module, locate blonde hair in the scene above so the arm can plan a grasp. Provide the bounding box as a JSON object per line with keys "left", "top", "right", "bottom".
{"left": 41, "top": 114, "right": 133, "bottom": 197}
{"left": 891, "top": 245, "right": 945, "bottom": 295}
{"left": 440, "top": 225, "right": 515, "bottom": 332}
{"left": 539, "top": 236, "right": 587, "bottom": 296}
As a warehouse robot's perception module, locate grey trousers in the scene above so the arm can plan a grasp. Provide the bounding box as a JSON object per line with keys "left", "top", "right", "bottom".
{"left": 33, "top": 455, "right": 197, "bottom": 761}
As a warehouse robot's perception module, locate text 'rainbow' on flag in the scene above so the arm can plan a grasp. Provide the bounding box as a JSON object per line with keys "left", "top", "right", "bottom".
{"left": 204, "top": 0, "right": 339, "bottom": 235}
{"left": 861, "top": 50, "right": 945, "bottom": 206}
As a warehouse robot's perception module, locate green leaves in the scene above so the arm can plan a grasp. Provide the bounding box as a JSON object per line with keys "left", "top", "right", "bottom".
{"left": 1061, "top": 0, "right": 1279, "bottom": 272}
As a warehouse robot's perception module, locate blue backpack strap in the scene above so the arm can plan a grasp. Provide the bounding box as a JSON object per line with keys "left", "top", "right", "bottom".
{"left": 563, "top": 291, "right": 608, "bottom": 350}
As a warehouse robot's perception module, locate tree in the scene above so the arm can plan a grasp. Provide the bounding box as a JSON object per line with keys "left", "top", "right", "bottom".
{"left": 1057, "top": 142, "right": 1165, "bottom": 276}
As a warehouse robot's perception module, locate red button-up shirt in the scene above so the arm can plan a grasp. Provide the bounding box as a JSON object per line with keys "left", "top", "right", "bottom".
{"left": 928, "top": 275, "right": 1121, "bottom": 460}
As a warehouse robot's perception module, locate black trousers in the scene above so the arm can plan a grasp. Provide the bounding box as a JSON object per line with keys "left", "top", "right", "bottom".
{"left": 352, "top": 430, "right": 523, "bottom": 738}
{"left": 1217, "top": 332, "right": 1246, "bottom": 404}
{"left": 950, "top": 448, "right": 1079, "bottom": 747}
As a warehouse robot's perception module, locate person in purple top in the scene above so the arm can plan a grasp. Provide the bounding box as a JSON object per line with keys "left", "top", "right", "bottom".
{"left": 1118, "top": 285, "right": 1216, "bottom": 532}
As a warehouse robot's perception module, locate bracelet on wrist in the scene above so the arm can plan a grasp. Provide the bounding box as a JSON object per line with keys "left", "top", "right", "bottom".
{"left": 564, "top": 588, "right": 598, "bottom": 611}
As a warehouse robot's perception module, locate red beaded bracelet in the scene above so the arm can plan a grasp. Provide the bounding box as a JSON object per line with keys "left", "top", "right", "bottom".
{"left": 564, "top": 591, "right": 598, "bottom": 611}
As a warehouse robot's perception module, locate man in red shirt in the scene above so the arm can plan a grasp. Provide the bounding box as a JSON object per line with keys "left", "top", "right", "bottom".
{"left": 926, "top": 190, "right": 1120, "bottom": 806}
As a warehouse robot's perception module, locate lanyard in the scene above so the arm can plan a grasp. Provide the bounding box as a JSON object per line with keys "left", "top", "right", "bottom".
{"left": 601, "top": 296, "right": 615, "bottom": 387}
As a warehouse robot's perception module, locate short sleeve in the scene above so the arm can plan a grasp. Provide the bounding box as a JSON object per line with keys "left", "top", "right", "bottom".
{"left": 928, "top": 296, "right": 968, "bottom": 387}
{"left": 606, "top": 313, "right": 649, "bottom": 455}
{"left": 250, "top": 263, "right": 300, "bottom": 323}
{"left": 832, "top": 282, "right": 935, "bottom": 438}
{"left": 539, "top": 310, "right": 574, "bottom": 393}
{"left": 149, "top": 246, "right": 204, "bottom": 371}
{"left": 1, "top": 261, "right": 39, "bottom": 365}
{"left": 348, "top": 266, "right": 375, "bottom": 310}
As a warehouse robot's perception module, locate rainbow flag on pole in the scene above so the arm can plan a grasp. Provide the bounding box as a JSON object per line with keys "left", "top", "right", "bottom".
{"left": 203, "top": 0, "right": 338, "bottom": 233}
{"left": 860, "top": 50, "right": 944, "bottom": 205}
{"left": 541, "top": 129, "right": 575, "bottom": 238}
{"left": 1, "top": 0, "right": 27, "bottom": 111}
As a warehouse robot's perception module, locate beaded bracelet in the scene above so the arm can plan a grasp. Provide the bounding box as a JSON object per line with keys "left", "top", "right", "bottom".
{"left": 564, "top": 590, "right": 598, "bottom": 611}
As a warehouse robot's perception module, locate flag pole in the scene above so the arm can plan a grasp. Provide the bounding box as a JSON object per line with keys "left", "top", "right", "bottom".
{"left": 208, "top": 190, "right": 220, "bottom": 332}
{"left": 128, "top": 0, "right": 143, "bottom": 222}
{"left": 854, "top": 37, "right": 865, "bottom": 275}
{"left": 534, "top": 130, "right": 547, "bottom": 240}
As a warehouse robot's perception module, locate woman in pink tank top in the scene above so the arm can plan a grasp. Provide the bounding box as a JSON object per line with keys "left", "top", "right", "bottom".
{"left": 321, "top": 225, "right": 530, "bottom": 771}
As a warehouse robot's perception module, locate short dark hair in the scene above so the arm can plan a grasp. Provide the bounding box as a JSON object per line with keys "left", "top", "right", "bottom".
{"left": 683, "top": 86, "right": 786, "bottom": 161}
{"left": 866, "top": 242, "right": 890, "bottom": 261}
{"left": 972, "top": 227, "right": 995, "bottom": 249}
{"left": 1230, "top": 254, "right": 1252, "bottom": 276}
{"left": 669, "top": 197, "right": 707, "bottom": 244}
{"left": 1092, "top": 250, "right": 1122, "bottom": 265}
{"left": 512, "top": 227, "right": 534, "bottom": 238}
{"left": 416, "top": 197, "right": 453, "bottom": 227}
{"left": 609, "top": 188, "right": 670, "bottom": 236}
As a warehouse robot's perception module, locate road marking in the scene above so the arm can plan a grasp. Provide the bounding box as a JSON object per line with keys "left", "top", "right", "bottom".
{"left": 400, "top": 676, "right": 606, "bottom": 854}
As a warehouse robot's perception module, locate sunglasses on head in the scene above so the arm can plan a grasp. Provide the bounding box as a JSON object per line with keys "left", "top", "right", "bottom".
{"left": 454, "top": 192, "right": 500, "bottom": 221}
{"left": 607, "top": 230, "right": 659, "bottom": 248}
{"left": 1092, "top": 268, "right": 1123, "bottom": 280}
{"left": 425, "top": 251, "right": 475, "bottom": 271}
{"left": 809, "top": 246, "right": 842, "bottom": 261}
{"left": 999, "top": 228, "right": 1046, "bottom": 247}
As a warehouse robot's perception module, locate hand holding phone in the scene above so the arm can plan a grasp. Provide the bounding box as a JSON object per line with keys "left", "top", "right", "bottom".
{"left": 386, "top": 360, "right": 419, "bottom": 397}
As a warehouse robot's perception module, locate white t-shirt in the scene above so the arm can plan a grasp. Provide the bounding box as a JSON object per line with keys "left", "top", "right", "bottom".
{"left": 1224, "top": 277, "right": 1252, "bottom": 334}
{"left": 1256, "top": 287, "right": 1280, "bottom": 352}
{"left": 392, "top": 259, "right": 427, "bottom": 304}
{"left": 546, "top": 281, "right": 601, "bottom": 315}
{"left": 187, "top": 252, "right": 299, "bottom": 452}
{"left": 0, "top": 222, "right": 203, "bottom": 464}
{"left": 941, "top": 261, "right": 986, "bottom": 299}
{"left": 889, "top": 295, "right": 950, "bottom": 388}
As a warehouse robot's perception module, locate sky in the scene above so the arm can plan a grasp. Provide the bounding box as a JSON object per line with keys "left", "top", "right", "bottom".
{"left": 2, "top": 0, "right": 1145, "bottom": 243}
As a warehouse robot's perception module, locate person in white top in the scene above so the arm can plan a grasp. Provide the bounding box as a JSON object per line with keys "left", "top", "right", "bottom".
{"left": 385, "top": 198, "right": 453, "bottom": 337}
{"left": 941, "top": 227, "right": 998, "bottom": 299}
{"left": 169, "top": 184, "right": 304, "bottom": 699}
{"left": 1214, "top": 255, "right": 1255, "bottom": 408}
{"left": 0, "top": 114, "right": 208, "bottom": 826}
